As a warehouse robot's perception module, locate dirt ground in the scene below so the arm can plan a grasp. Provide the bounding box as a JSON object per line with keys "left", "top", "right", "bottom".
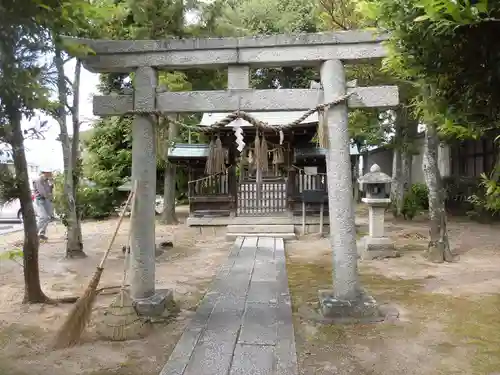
{"left": 0, "top": 206, "right": 233, "bottom": 375}
{"left": 2, "top": 206, "right": 500, "bottom": 375}
{"left": 287, "top": 210, "right": 500, "bottom": 375}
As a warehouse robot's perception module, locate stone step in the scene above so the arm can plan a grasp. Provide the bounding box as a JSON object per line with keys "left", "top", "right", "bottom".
{"left": 226, "top": 232, "right": 296, "bottom": 241}
{"left": 227, "top": 224, "right": 294, "bottom": 234}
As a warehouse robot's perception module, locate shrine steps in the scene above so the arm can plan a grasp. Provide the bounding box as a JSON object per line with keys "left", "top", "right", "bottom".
{"left": 226, "top": 224, "right": 296, "bottom": 241}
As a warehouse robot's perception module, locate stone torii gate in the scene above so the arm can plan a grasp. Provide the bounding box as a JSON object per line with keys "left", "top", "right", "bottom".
{"left": 68, "top": 30, "right": 399, "bottom": 316}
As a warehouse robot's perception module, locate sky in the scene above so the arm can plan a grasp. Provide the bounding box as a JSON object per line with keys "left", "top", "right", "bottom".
{"left": 23, "top": 10, "right": 202, "bottom": 173}
{"left": 23, "top": 59, "right": 100, "bottom": 172}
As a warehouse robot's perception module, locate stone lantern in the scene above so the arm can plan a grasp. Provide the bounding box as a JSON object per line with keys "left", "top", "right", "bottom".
{"left": 357, "top": 164, "right": 398, "bottom": 260}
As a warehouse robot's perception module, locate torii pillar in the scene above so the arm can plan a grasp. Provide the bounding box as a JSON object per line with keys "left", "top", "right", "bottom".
{"left": 129, "top": 66, "right": 173, "bottom": 316}
{"left": 318, "top": 59, "right": 396, "bottom": 322}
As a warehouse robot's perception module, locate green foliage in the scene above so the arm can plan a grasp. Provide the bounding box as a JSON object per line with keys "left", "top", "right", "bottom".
{"left": 349, "top": 109, "right": 391, "bottom": 151}
{"left": 52, "top": 173, "right": 122, "bottom": 220}
{"left": 78, "top": 116, "right": 132, "bottom": 216}
{"left": 0, "top": 248, "right": 24, "bottom": 266}
{"left": 203, "top": 0, "right": 320, "bottom": 89}
{"left": 358, "top": 0, "right": 500, "bottom": 135}
{"left": 84, "top": 117, "right": 132, "bottom": 185}
{"left": 400, "top": 183, "right": 429, "bottom": 220}
{"left": 0, "top": 166, "right": 19, "bottom": 204}
{"left": 469, "top": 172, "right": 500, "bottom": 213}
{"left": 401, "top": 191, "right": 421, "bottom": 220}
{"left": 411, "top": 182, "right": 429, "bottom": 210}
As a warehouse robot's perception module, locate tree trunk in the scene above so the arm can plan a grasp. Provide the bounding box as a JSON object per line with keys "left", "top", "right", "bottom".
{"left": 54, "top": 46, "right": 86, "bottom": 258}
{"left": 390, "top": 108, "right": 404, "bottom": 216}
{"left": 8, "top": 108, "right": 50, "bottom": 303}
{"left": 68, "top": 59, "right": 85, "bottom": 257}
{"left": 422, "top": 123, "right": 456, "bottom": 263}
{"left": 161, "top": 116, "right": 179, "bottom": 224}
{"left": 401, "top": 115, "right": 419, "bottom": 190}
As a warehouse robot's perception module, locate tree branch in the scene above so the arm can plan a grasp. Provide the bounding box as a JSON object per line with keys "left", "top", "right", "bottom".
{"left": 319, "top": 0, "right": 349, "bottom": 30}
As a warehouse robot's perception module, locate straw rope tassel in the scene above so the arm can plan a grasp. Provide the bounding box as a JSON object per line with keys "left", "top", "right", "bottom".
{"left": 205, "top": 138, "right": 215, "bottom": 175}
{"left": 260, "top": 134, "right": 268, "bottom": 172}
{"left": 214, "top": 136, "right": 225, "bottom": 174}
{"left": 254, "top": 133, "right": 261, "bottom": 170}
{"left": 317, "top": 107, "right": 329, "bottom": 149}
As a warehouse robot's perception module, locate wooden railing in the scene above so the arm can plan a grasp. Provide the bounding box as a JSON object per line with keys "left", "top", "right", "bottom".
{"left": 188, "top": 170, "right": 229, "bottom": 197}
{"left": 290, "top": 166, "right": 327, "bottom": 195}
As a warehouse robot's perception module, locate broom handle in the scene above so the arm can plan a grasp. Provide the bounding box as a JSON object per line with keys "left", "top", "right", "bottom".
{"left": 98, "top": 185, "right": 136, "bottom": 269}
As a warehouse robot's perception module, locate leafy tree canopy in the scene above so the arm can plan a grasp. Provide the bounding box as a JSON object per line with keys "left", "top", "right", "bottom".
{"left": 358, "top": 0, "right": 500, "bottom": 137}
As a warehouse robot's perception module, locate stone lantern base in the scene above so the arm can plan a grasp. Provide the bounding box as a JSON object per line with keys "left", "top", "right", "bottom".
{"left": 357, "top": 236, "right": 400, "bottom": 260}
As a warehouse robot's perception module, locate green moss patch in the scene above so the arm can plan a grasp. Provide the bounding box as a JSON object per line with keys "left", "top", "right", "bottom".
{"left": 286, "top": 255, "right": 500, "bottom": 374}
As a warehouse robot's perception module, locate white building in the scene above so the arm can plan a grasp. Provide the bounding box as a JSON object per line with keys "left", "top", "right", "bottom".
{"left": 0, "top": 150, "right": 41, "bottom": 183}
{"left": 0, "top": 150, "right": 42, "bottom": 220}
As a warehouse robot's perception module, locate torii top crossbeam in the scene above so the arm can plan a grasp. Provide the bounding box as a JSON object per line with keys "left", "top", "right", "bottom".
{"left": 64, "top": 30, "right": 398, "bottom": 116}
{"left": 64, "top": 30, "right": 389, "bottom": 73}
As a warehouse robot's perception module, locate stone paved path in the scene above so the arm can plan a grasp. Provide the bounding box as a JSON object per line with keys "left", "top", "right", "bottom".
{"left": 160, "top": 236, "right": 298, "bottom": 375}
{"left": 0, "top": 222, "right": 23, "bottom": 236}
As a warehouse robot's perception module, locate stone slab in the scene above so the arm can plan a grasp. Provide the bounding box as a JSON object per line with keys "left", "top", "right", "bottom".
{"left": 229, "top": 344, "right": 276, "bottom": 375}
{"left": 83, "top": 43, "right": 388, "bottom": 72}
{"left": 276, "top": 297, "right": 299, "bottom": 375}
{"left": 182, "top": 342, "right": 234, "bottom": 375}
{"left": 69, "top": 31, "right": 389, "bottom": 72}
{"left": 226, "top": 233, "right": 296, "bottom": 241}
{"left": 227, "top": 224, "right": 294, "bottom": 234}
{"left": 198, "top": 311, "right": 242, "bottom": 353}
{"left": 242, "top": 236, "right": 259, "bottom": 248}
{"left": 251, "top": 263, "right": 278, "bottom": 283}
{"left": 358, "top": 236, "right": 400, "bottom": 260}
{"left": 160, "top": 236, "right": 298, "bottom": 375}
{"left": 93, "top": 86, "right": 399, "bottom": 116}
{"left": 189, "top": 291, "right": 219, "bottom": 329}
{"left": 239, "top": 303, "right": 278, "bottom": 346}
{"left": 159, "top": 326, "right": 205, "bottom": 375}
{"left": 247, "top": 281, "right": 278, "bottom": 303}
{"left": 67, "top": 31, "right": 388, "bottom": 54}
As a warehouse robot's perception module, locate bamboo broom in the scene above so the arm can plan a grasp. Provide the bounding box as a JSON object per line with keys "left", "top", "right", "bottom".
{"left": 52, "top": 187, "right": 136, "bottom": 349}
{"left": 99, "top": 181, "right": 141, "bottom": 342}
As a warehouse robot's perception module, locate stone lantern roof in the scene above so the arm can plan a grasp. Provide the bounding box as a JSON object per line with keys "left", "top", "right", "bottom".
{"left": 358, "top": 164, "right": 392, "bottom": 184}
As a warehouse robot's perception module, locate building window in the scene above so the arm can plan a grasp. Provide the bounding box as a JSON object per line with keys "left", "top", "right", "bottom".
{"left": 453, "top": 136, "right": 497, "bottom": 178}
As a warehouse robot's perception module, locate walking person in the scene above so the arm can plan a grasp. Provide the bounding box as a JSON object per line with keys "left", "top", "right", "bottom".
{"left": 33, "top": 169, "right": 53, "bottom": 241}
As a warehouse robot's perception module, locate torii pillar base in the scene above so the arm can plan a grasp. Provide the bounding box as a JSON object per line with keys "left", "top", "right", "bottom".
{"left": 318, "top": 288, "right": 398, "bottom": 324}
{"left": 133, "top": 288, "right": 175, "bottom": 317}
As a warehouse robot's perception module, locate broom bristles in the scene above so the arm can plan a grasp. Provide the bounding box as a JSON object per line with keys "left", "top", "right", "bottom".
{"left": 52, "top": 267, "right": 104, "bottom": 349}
